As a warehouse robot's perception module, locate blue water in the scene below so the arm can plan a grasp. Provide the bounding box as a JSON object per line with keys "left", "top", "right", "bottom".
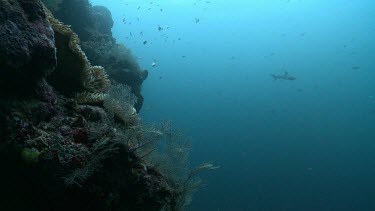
{"left": 91, "top": 0, "right": 375, "bottom": 210}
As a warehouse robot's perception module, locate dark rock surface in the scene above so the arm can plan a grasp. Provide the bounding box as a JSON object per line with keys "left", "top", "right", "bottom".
{"left": 92, "top": 5, "right": 114, "bottom": 36}
{"left": 0, "top": 0, "right": 56, "bottom": 93}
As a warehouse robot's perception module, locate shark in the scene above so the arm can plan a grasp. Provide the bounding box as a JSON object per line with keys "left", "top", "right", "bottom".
{"left": 271, "top": 71, "right": 296, "bottom": 80}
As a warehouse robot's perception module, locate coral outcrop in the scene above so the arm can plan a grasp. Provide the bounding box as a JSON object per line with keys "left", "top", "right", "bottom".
{"left": 45, "top": 9, "right": 110, "bottom": 97}
{"left": 45, "top": 0, "right": 147, "bottom": 111}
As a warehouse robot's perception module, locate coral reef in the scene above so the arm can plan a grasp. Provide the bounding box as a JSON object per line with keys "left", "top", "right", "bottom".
{"left": 0, "top": 1, "right": 170, "bottom": 210}
{"left": 0, "top": 1, "right": 214, "bottom": 210}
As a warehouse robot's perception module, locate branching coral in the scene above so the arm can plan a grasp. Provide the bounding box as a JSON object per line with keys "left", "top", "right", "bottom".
{"left": 141, "top": 120, "right": 219, "bottom": 209}
{"left": 103, "top": 84, "right": 138, "bottom": 126}
{"left": 63, "top": 85, "right": 141, "bottom": 187}
{"left": 63, "top": 135, "right": 122, "bottom": 187}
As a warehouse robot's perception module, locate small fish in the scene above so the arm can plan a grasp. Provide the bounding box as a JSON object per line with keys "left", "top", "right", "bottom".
{"left": 158, "top": 25, "right": 163, "bottom": 31}
{"left": 352, "top": 66, "right": 360, "bottom": 70}
{"left": 159, "top": 76, "right": 162, "bottom": 79}
{"left": 195, "top": 18, "right": 200, "bottom": 23}
{"left": 151, "top": 60, "right": 157, "bottom": 67}
{"left": 130, "top": 32, "right": 132, "bottom": 36}
{"left": 182, "top": 55, "right": 186, "bottom": 58}
{"left": 140, "top": 31, "right": 143, "bottom": 36}
{"left": 160, "top": 8, "right": 163, "bottom": 12}
{"left": 143, "top": 41, "right": 147, "bottom": 45}
{"left": 137, "top": 6, "right": 141, "bottom": 9}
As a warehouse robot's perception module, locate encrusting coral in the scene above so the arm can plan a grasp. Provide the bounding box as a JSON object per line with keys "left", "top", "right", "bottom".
{"left": 44, "top": 5, "right": 110, "bottom": 102}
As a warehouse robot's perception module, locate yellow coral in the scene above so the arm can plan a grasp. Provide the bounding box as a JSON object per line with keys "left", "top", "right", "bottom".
{"left": 43, "top": 5, "right": 110, "bottom": 103}
{"left": 21, "top": 148, "right": 41, "bottom": 164}
{"left": 75, "top": 92, "right": 106, "bottom": 105}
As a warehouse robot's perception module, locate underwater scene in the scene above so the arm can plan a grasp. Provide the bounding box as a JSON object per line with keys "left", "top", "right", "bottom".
{"left": 0, "top": 0, "right": 374, "bottom": 210}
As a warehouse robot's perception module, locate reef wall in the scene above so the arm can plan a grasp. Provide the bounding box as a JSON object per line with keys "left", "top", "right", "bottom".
{"left": 0, "top": 0, "right": 172, "bottom": 210}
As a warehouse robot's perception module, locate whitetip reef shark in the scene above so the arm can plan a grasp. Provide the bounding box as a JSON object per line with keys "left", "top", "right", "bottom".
{"left": 271, "top": 71, "right": 296, "bottom": 80}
